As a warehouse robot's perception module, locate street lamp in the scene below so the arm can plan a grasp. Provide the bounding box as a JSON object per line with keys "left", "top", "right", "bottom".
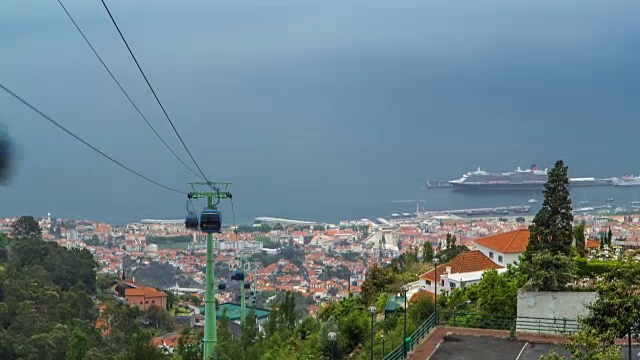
{"left": 381, "top": 334, "right": 385, "bottom": 357}
{"left": 401, "top": 284, "right": 409, "bottom": 358}
{"left": 368, "top": 306, "right": 377, "bottom": 360}
{"left": 328, "top": 331, "right": 337, "bottom": 360}
{"left": 432, "top": 258, "right": 440, "bottom": 324}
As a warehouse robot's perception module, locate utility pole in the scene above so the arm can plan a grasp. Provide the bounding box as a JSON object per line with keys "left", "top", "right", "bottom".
{"left": 188, "top": 181, "right": 232, "bottom": 360}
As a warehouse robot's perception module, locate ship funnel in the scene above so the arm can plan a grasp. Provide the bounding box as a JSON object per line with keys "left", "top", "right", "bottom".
{"left": 531, "top": 164, "right": 537, "bottom": 171}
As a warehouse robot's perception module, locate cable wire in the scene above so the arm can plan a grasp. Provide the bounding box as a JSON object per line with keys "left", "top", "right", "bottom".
{"left": 56, "top": 0, "right": 203, "bottom": 180}
{"left": 99, "top": 0, "right": 212, "bottom": 185}
{"left": 0, "top": 81, "right": 186, "bottom": 194}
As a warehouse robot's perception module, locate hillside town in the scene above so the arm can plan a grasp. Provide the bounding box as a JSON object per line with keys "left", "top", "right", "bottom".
{"left": 2, "top": 211, "right": 640, "bottom": 313}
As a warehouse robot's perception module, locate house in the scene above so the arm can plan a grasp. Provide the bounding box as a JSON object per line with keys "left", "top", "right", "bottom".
{"left": 474, "top": 229, "right": 529, "bottom": 267}
{"left": 418, "top": 250, "right": 505, "bottom": 294}
{"left": 125, "top": 286, "right": 168, "bottom": 310}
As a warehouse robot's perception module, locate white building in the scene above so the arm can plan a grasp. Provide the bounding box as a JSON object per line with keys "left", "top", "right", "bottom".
{"left": 418, "top": 250, "right": 505, "bottom": 295}
{"left": 474, "top": 229, "right": 529, "bottom": 267}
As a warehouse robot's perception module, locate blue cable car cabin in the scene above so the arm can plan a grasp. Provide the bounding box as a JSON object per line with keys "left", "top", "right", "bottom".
{"left": 218, "top": 281, "right": 226, "bottom": 290}
{"left": 184, "top": 212, "right": 199, "bottom": 231}
{"left": 231, "top": 268, "right": 245, "bottom": 281}
{"left": 243, "top": 282, "right": 251, "bottom": 289}
{"left": 199, "top": 208, "right": 222, "bottom": 233}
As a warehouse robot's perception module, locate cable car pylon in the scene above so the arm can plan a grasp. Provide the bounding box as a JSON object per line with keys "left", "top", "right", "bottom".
{"left": 184, "top": 181, "right": 232, "bottom": 360}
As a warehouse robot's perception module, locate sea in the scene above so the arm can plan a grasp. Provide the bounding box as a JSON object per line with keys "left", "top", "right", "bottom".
{"left": 239, "top": 185, "right": 640, "bottom": 225}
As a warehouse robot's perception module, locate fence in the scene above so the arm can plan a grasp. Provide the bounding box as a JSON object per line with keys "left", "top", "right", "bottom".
{"left": 381, "top": 311, "right": 579, "bottom": 360}
{"left": 382, "top": 313, "right": 436, "bottom": 360}
{"left": 438, "top": 311, "right": 580, "bottom": 334}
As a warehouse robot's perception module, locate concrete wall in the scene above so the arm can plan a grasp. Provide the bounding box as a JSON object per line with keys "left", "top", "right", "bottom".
{"left": 517, "top": 289, "right": 597, "bottom": 334}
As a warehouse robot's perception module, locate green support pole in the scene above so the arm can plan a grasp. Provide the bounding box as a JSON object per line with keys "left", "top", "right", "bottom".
{"left": 186, "top": 181, "right": 231, "bottom": 360}
{"left": 240, "top": 257, "right": 246, "bottom": 326}
{"left": 203, "top": 195, "right": 216, "bottom": 360}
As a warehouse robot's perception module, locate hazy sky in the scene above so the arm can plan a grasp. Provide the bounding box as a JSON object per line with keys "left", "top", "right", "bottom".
{"left": 1, "top": 0, "right": 639, "bottom": 224}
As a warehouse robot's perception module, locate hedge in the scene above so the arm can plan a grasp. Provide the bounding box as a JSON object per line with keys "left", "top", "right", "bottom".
{"left": 574, "top": 257, "right": 617, "bottom": 277}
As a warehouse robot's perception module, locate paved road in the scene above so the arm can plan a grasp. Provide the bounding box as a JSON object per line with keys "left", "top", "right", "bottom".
{"left": 429, "top": 334, "right": 640, "bottom": 360}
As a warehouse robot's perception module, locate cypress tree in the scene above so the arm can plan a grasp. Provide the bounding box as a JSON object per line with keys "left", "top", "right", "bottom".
{"left": 524, "top": 160, "right": 576, "bottom": 290}
{"left": 525, "top": 160, "right": 574, "bottom": 257}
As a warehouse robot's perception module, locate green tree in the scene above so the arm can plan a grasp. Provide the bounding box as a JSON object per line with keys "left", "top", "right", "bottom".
{"left": 273, "top": 223, "right": 285, "bottom": 231}
{"left": 145, "top": 305, "right": 173, "bottom": 330}
{"left": 525, "top": 252, "right": 576, "bottom": 291}
{"left": 526, "top": 160, "right": 573, "bottom": 256}
{"left": 11, "top": 216, "right": 42, "bottom": 239}
{"left": 582, "top": 254, "right": 640, "bottom": 342}
{"left": 540, "top": 328, "right": 622, "bottom": 360}
{"left": 360, "top": 264, "right": 400, "bottom": 305}
{"left": 422, "top": 242, "right": 434, "bottom": 263}
{"left": 524, "top": 160, "right": 575, "bottom": 290}
{"left": 474, "top": 269, "right": 518, "bottom": 316}
{"left": 607, "top": 227, "right": 613, "bottom": 247}
{"left": 66, "top": 327, "right": 88, "bottom": 360}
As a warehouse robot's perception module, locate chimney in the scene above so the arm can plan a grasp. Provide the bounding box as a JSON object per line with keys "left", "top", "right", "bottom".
{"left": 446, "top": 266, "right": 452, "bottom": 274}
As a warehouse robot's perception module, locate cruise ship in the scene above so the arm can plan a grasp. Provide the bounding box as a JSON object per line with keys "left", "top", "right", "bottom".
{"left": 447, "top": 165, "right": 612, "bottom": 191}
{"left": 448, "top": 165, "right": 549, "bottom": 191}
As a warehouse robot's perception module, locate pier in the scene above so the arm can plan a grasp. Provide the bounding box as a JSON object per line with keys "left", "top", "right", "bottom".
{"left": 420, "top": 205, "right": 532, "bottom": 217}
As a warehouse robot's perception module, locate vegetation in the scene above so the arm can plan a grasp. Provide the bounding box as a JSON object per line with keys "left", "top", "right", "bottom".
{"left": 439, "top": 264, "right": 527, "bottom": 318}
{"left": 256, "top": 236, "right": 280, "bottom": 249}
{"left": 523, "top": 160, "right": 576, "bottom": 291}
{"left": 146, "top": 235, "right": 192, "bottom": 245}
{"left": 172, "top": 290, "right": 435, "bottom": 360}
{"left": 435, "top": 233, "right": 468, "bottom": 263}
{"left": 540, "top": 253, "right": 640, "bottom": 359}
{"left": 0, "top": 216, "right": 169, "bottom": 359}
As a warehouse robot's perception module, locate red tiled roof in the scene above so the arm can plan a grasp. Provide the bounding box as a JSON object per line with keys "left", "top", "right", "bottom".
{"left": 126, "top": 286, "right": 167, "bottom": 298}
{"left": 586, "top": 238, "right": 600, "bottom": 249}
{"left": 409, "top": 290, "right": 435, "bottom": 303}
{"left": 419, "top": 250, "right": 503, "bottom": 283}
{"left": 474, "top": 229, "right": 530, "bottom": 254}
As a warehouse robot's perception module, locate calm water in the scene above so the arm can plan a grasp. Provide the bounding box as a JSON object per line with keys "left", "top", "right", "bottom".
{"left": 245, "top": 185, "right": 640, "bottom": 224}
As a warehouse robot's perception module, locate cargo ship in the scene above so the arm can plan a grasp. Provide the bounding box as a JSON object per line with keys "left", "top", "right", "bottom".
{"left": 445, "top": 165, "right": 613, "bottom": 191}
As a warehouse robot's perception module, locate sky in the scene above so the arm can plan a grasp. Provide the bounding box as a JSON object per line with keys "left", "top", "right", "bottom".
{"left": 1, "top": 0, "right": 639, "bottom": 224}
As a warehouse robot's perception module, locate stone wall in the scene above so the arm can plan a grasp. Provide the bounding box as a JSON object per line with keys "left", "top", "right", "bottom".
{"left": 516, "top": 289, "right": 597, "bottom": 334}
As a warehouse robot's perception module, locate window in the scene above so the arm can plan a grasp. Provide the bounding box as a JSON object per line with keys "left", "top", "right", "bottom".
{"left": 425, "top": 280, "right": 432, "bottom": 285}
{"left": 489, "top": 251, "right": 494, "bottom": 259}
{"left": 152, "top": 300, "right": 156, "bottom": 304}
{"left": 441, "top": 279, "right": 444, "bottom": 286}
{"left": 450, "top": 282, "right": 456, "bottom": 288}
{"left": 498, "top": 255, "right": 504, "bottom": 263}
{"left": 145, "top": 301, "right": 149, "bottom": 304}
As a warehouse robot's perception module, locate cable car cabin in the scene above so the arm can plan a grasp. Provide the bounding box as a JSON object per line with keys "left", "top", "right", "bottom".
{"left": 185, "top": 213, "right": 199, "bottom": 231}
{"left": 218, "top": 281, "right": 226, "bottom": 290}
{"left": 249, "top": 291, "right": 255, "bottom": 297}
{"left": 199, "top": 208, "right": 222, "bottom": 233}
{"left": 251, "top": 299, "right": 256, "bottom": 305}
{"left": 244, "top": 282, "right": 251, "bottom": 289}
{"left": 231, "top": 269, "right": 245, "bottom": 281}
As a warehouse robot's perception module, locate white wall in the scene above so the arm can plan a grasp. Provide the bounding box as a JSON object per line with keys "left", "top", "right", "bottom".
{"left": 517, "top": 289, "right": 597, "bottom": 334}
{"left": 476, "top": 244, "right": 521, "bottom": 267}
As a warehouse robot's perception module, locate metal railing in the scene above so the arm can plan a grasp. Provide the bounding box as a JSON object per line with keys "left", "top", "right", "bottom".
{"left": 382, "top": 313, "right": 436, "bottom": 360}
{"left": 381, "top": 311, "right": 579, "bottom": 360}
{"left": 438, "top": 312, "right": 581, "bottom": 334}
